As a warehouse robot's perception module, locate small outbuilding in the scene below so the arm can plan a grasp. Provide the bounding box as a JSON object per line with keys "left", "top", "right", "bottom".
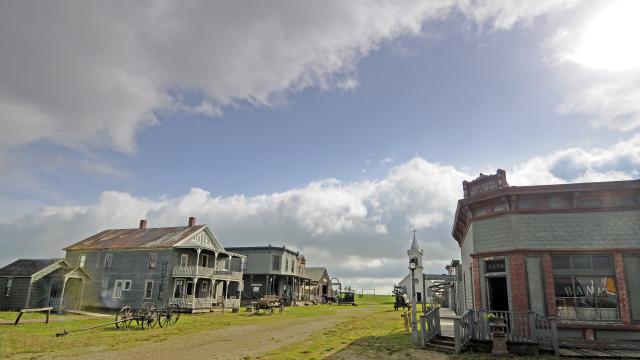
{"left": 0, "top": 259, "right": 89, "bottom": 311}
{"left": 305, "top": 267, "right": 333, "bottom": 299}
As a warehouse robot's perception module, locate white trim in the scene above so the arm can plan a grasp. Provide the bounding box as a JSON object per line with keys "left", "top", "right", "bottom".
{"left": 31, "top": 260, "right": 69, "bottom": 282}
{"left": 79, "top": 255, "right": 86, "bottom": 268}
{"left": 113, "top": 279, "right": 132, "bottom": 298}
{"left": 173, "top": 226, "right": 225, "bottom": 252}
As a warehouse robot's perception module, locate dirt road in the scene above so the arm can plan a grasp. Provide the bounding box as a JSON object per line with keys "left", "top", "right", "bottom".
{"left": 68, "top": 307, "right": 366, "bottom": 360}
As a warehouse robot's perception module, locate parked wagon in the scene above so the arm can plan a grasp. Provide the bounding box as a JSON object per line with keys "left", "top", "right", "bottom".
{"left": 55, "top": 302, "right": 180, "bottom": 337}
{"left": 252, "top": 295, "right": 284, "bottom": 315}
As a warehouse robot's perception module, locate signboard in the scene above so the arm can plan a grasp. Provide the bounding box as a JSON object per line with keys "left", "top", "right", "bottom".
{"left": 179, "top": 232, "right": 217, "bottom": 250}
{"left": 252, "top": 287, "right": 260, "bottom": 292}
{"left": 484, "top": 259, "right": 506, "bottom": 273}
{"left": 463, "top": 169, "right": 508, "bottom": 198}
{"left": 424, "top": 274, "right": 457, "bottom": 282}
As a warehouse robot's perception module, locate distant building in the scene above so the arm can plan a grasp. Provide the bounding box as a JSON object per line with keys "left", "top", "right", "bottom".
{"left": 0, "top": 217, "right": 246, "bottom": 312}
{"left": 304, "top": 267, "right": 333, "bottom": 298}
{"left": 398, "top": 233, "right": 433, "bottom": 305}
{"left": 453, "top": 170, "right": 640, "bottom": 341}
{"left": 225, "top": 246, "right": 311, "bottom": 305}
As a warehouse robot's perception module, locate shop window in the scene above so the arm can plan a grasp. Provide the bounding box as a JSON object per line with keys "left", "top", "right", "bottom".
{"left": 552, "top": 255, "right": 618, "bottom": 320}
{"left": 624, "top": 255, "right": 640, "bottom": 321}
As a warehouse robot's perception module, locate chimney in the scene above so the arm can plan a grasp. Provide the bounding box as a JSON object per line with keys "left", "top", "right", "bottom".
{"left": 188, "top": 217, "right": 196, "bottom": 227}
{"left": 139, "top": 219, "right": 147, "bottom": 230}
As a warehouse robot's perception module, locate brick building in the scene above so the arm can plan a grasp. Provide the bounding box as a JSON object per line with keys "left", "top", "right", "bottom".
{"left": 452, "top": 170, "right": 640, "bottom": 341}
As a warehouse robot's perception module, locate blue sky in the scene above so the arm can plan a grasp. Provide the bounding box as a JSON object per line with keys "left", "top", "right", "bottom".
{"left": 1, "top": 1, "right": 640, "bottom": 291}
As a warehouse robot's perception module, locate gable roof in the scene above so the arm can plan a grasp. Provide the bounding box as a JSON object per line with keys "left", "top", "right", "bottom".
{"left": 64, "top": 225, "right": 207, "bottom": 251}
{"left": 0, "top": 259, "right": 63, "bottom": 277}
{"left": 305, "top": 267, "right": 328, "bottom": 282}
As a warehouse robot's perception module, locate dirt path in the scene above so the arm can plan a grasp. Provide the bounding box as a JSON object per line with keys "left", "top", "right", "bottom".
{"left": 70, "top": 307, "right": 369, "bottom": 360}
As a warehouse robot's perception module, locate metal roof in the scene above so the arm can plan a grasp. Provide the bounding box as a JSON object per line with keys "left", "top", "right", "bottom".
{"left": 0, "top": 259, "right": 63, "bottom": 277}
{"left": 64, "top": 225, "right": 206, "bottom": 250}
{"left": 304, "top": 267, "right": 328, "bottom": 282}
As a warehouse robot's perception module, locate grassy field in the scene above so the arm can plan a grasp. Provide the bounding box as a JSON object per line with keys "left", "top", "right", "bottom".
{"left": 0, "top": 295, "right": 561, "bottom": 359}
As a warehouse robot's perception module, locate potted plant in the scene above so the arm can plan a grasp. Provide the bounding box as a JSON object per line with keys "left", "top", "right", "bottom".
{"left": 486, "top": 313, "right": 509, "bottom": 355}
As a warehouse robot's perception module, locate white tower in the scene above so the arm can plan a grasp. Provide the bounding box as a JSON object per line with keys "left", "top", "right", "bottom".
{"left": 407, "top": 229, "right": 424, "bottom": 273}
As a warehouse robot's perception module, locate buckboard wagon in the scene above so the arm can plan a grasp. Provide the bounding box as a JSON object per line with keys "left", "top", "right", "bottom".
{"left": 55, "top": 302, "right": 180, "bottom": 337}
{"left": 252, "top": 295, "right": 284, "bottom": 315}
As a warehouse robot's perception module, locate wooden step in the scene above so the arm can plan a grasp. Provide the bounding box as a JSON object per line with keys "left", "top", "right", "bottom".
{"left": 425, "top": 343, "right": 455, "bottom": 354}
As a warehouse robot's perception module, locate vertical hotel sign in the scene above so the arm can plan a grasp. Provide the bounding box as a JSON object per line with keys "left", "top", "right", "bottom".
{"left": 463, "top": 169, "right": 509, "bottom": 198}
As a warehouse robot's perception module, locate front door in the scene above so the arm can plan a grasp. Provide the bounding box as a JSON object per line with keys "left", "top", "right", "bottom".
{"left": 487, "top": 277, "right": 509, "bottom": 311}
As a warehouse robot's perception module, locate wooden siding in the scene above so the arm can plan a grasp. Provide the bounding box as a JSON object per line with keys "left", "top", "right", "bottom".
{"left": 65, "top": 248, "right": 175, "bottom": 309}
{"left": 0, "top": 277, "right": 31, "bottom": 310}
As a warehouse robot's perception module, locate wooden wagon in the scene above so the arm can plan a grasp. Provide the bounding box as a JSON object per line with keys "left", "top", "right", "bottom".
{"left": 252, "top": 295, "right": 284, "bottom": 315}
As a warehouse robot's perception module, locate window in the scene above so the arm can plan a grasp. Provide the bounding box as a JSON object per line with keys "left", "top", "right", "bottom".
{"left": 101, "top": 278, "right": 109, "bottom": 290}
{"left": 201, "top": 254, "right": 208, "bottom": 268}
{"left": 104, "top": 253, "right": 113, "bottom": 269}
{"left": 113, "top": 280, "right": 132, "bottom": 298}
{"left": 79, "top": 255, "right": 86, "bottom": 268}
{"left": 186, "top": 281, "right": 194, "bottom": 296}
{"left": 144, "top": 280, "right": 153, "bottom": 299}
{"left": 4, "top": 278, "right": 11, "bottom": 296}
{"left": 148, "top": 253, "right": 157, "bottom": 269}
{"left": 272, "top": 255, "right": 281, "bottom": 271}
{"left": 552, "top": 255, "right": 619, "bottom": 320}
{"left": 291, "top": 260, "right": 295, "bottom": 273}
{"left": 285, "top": 259, "right": 289, "bottom": 272}
{"left": 517, "top": 199, "right": 538, "bottom": 209}
{"left": 174, "top": 280, "right": 185, "bottom": 298}
{"left": 201, "top": 281, "right": 208, "bottom": 293}
{"left": 180, "top": 254, "right": 188, "bottom": 267}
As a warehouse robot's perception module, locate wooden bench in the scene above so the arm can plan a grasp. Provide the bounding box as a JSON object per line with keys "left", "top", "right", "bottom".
{"left": 14, "top": 307, "right": 53, "bottom": 325}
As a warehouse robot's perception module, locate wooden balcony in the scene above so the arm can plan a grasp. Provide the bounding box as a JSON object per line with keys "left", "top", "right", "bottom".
{"left": 172, "top": 266, "right": 242, "bottom": 281}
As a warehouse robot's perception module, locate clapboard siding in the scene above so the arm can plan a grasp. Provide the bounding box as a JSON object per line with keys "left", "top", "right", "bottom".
{"left": 65, "top": 249, "right": 175, "bottom": 309}
{"left": 0, "top": 277, "right": 31, "bottom": 310}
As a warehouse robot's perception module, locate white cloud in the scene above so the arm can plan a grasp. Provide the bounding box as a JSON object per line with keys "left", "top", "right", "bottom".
{"left": 2, "top": 135, "right": 640, "bottom": 291}
{"left": 0, "top": 1, "right": 581, "bottom": 154}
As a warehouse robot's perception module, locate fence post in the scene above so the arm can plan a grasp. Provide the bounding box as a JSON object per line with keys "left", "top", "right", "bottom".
{"left": 550, "top": 317, "right": 559, "bottom": 357}
{"left": 528, "top": 312, "right": 536, "bottom": 342}
{"left": 453, "top": 317, "right": 462, "bottom": 353}
{"left": 435, "top": 307, "right": 441, "bottom": 335}
{"left": 469, "top": 311, "right": 476, "bottom": 341}
{"left": 420, "top": 315, "right": 427, "bottom": 348}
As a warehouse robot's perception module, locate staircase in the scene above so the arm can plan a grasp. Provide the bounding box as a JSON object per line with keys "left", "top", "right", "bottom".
{"left": 426, "top": 335, "right": 456, "bottom": 353}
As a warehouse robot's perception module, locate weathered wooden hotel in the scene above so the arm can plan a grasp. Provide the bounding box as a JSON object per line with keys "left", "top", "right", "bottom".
{"left": 0, "top": 217, "right": 246, "bottom": 312}
{"left": 452, "top": 170, "right": 640, "bottom": 343}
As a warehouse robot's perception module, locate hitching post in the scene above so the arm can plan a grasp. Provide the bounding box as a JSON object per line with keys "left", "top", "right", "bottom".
{"left": 409, "top": 256, "right": 418, "bottom": 345}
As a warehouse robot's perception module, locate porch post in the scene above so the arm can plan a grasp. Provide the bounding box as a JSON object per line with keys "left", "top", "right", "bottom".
{"left": 228, "top": 255, "right": 233, "bottom": 271}
{"left": 196, "top": 248, "right": 201, "bottom": 275}
{"left": 214, "top": 252, "right": 218, "bottom": 270}
{"left": 24, "top": 277, "right": 33, "bottom": 309}
{"left": 224, "top": 280, "right": 229, "bottom": 308}
{"left": 78, "top": 278, "right": 85, "bottom": 310}
{"left": 58, "top": 277, "right": 68, "bottom": 314}
{"left": 193, "top": 276, "right": 198, "bottom": 307}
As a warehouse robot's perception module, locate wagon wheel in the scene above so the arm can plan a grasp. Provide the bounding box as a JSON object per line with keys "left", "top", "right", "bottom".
{"left": 158, "top": 303, "right": 180, "bottom": 327}
{"left": 137, "top": 302, "right": 158, "bottom": 329}
{"left": 115, "top": 306, "right": 133, "bottom": 330}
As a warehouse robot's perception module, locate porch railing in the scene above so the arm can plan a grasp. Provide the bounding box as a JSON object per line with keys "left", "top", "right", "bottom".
{"left": 420, "top": 307, "right": 441, "bottom": 346}
{"left": 453, "top": 310, "right": 475, "bottom": 353}
{"left": 426, "top": 309, "right": 559, "bottom": 356}
{"left": 172, "top": 266, "right": 242, "bottom": 280}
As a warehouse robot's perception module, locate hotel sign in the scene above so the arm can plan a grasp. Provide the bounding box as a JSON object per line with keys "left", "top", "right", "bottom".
{"left": 463, "top": 169, "right": 508, "bottom": 198}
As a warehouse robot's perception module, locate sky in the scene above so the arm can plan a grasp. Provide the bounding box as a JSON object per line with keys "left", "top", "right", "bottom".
{"left": 1, "top": 0, "right": 640, "bottom": 293}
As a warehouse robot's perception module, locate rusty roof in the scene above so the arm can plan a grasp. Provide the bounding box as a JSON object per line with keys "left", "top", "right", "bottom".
{"left": 64, "top": 225, "right": 206, "bottom": 251}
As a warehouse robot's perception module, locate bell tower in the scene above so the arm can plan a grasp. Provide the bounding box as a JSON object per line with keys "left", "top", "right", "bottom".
{"left": 407, "top": 229, "right": 423, "bottom": 271}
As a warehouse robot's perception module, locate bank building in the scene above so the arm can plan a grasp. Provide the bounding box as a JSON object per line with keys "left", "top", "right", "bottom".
{"left": 452, "top": 170, "right": 640, "bottom": 342}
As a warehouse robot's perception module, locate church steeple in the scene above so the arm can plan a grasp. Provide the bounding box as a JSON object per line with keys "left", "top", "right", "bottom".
{"left": 407, "top": 229, "right": 423, "bottom": 269}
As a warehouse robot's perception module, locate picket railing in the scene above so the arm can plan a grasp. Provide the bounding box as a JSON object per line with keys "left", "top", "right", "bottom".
{"left": 420, "top": 307, "right": 441, "bottom": 346}
{"left": 453, "top": 310, "right": 475, "bottom": 353}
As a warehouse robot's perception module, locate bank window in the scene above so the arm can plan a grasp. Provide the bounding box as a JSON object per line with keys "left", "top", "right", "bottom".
{"left": 149, "top": 253, "right": 157, "bottom": 269}
{"left": 272, "top": 255, "right": 281, "bottom": 271}
{"left": 144, "top": 280, "right": 153, "bottom": 299}
{"left": 104, "top": 253, "right": 113, "bottom": 269}
{"left": 4, "top": 278, "right": 11, "bottom": 296}
{"left": 552, "top": 255, "right": 618, "bottom": 321}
